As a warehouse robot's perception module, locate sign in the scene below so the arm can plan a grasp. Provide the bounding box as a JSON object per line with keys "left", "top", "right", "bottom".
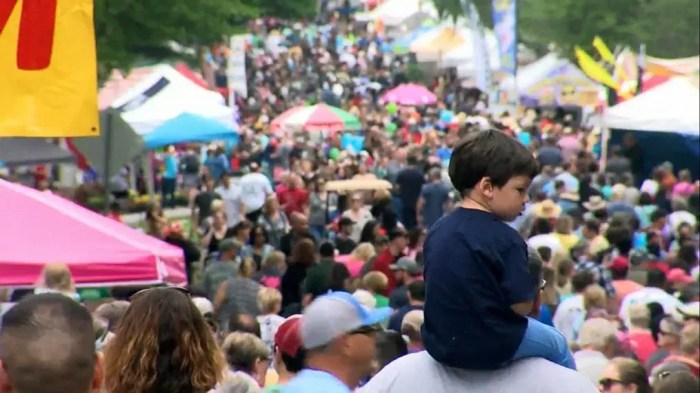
{"left": 0, "top": 0, "right": 99, "bottom": 137}
{"left": 227, "top": 34, "right": 248, "bottom": 98}
{"left": 491, "top": 0, "right": 518, "bottom": 76}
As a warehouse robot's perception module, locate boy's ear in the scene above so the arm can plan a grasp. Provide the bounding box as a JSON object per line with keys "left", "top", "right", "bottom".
{"left": 477, "top": 177, "right": 494, "bottom": 198}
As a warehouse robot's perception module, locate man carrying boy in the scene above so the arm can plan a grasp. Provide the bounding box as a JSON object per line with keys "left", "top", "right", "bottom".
{"left": 422, "top": 129, "right": 575, "bottom": 370}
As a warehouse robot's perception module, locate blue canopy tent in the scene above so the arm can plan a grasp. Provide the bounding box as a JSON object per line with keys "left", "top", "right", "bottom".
{"left": 144, "top": 113, "right": 239, "bottom": 149}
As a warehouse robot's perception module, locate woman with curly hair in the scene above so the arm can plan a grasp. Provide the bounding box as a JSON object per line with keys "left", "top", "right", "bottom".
{"left": 103, "top": 287, "right": 226, "bottom": 393}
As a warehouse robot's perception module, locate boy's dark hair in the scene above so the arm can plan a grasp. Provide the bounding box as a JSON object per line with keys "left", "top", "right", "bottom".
{"left": 319, "top": 241, "right": 335, "bottom": 258}
{"left": 448, "top": 130, "right": 538, "bottom": 197}
{"left": 536, "top": 246, "right": 552, "bottom": 262}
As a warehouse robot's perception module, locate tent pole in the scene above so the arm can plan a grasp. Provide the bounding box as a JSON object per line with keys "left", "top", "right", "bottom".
{"left": 103, "top": 109, "right": 112, "bottom": 212}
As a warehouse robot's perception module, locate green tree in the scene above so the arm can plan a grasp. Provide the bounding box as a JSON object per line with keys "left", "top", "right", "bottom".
{"left": 94, "top": 0, "right": 317, "bottom": 79}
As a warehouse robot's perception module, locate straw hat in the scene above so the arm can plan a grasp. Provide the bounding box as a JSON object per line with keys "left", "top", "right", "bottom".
{"left": 532, "top": 200, "right": 562, "bottom": 219}
{"left": 583, "top": 196, "right": 607, "bottom": 211}
{"left": 560, "top": 191, "right": 580, "bottom": 202}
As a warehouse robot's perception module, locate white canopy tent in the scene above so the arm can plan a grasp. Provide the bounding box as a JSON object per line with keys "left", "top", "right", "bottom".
{"left": 111, "top": 64, "right": 234, "bottom": 135}
{"left": 355, "top": 0, "right": 437, "bottom": 26}
{"left": 605, "top": 77, "right": 699, "bottom": 134}
{"left": 441, "top": 31, "right": 500, "bottom": 77}
{"left": 500, "top": 53, "right": 561, "bottom": 92}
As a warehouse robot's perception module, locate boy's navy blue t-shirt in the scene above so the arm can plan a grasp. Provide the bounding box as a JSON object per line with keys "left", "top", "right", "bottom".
{"left": 422, "top": 208, "right": 535, "bottom": 370}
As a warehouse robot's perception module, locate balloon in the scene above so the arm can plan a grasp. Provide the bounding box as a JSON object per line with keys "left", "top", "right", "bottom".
{"left": 329, "top": 147, "right": 340, "bottom": 160}
{"left": 386, "top": 102, "right": 398, "bottom": 115}
{"left": 386, "top": 123, "right": 397, "bottom": 134}
{"left": 440, "top": 110, "right": 453, "bottom": 123}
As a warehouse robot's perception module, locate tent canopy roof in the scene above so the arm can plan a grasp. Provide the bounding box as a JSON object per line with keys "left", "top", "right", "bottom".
{"left": 144, "top": 113, "right": 239, "bottom": 149}
{"left": 0, "top": 180, "right": 185, "bottom": 287}
{"left": 0, "top": 139, "right": 75, "bottom": 167}
{"left": 606, "top": 77, "right": 700, "bottom": 134}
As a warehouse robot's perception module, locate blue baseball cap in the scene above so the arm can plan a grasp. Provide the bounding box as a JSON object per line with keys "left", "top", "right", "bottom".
{"left": 301, "top": 291, "right": 391, "bottom": 349}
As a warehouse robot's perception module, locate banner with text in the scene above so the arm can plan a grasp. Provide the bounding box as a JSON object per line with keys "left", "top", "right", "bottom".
{"left": 0, "top": 0, "right": 99, "bottom": 137}
{"left": 491, "top": 0, "right": 517, "bottom": 76}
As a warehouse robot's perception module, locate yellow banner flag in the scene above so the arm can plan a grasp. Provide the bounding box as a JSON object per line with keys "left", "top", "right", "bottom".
{"left": 574, "top": 46, "right": 620, "bottom": 90}
{"left": 592, "top": 36, "right": 616, "bottom": 65}
{"left": 0, "top": 0, "right": 99, "bottom": 137}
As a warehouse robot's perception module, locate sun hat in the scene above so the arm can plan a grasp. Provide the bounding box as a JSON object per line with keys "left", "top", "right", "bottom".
{"left": 583, "top": 196, "right": 607, "bottom": 211}
{"left": 301, "top": 291, "right": 391, "bottom": 350}
{"left": 532, "top": 199, "right": 562, "bottom": 219}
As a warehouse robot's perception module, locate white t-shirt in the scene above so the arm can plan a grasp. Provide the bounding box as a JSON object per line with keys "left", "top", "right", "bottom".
{"left": 257, "top": 313, "right": 285, "bottom": 358}
{"left": 553, "top": 294, "right": 585, "bottom": 342}
{"left": 216, "top": 184, "right": 242, "bottom": 228}
{"left": 668, "top": 211, "right": 697, "bottom": 234}
{"left": 359, "top": 351, "right": 598, "bottom": 393}
{"left": 619, "top": 287, "right": 682, "bottom": 328}
{"left": 238, "top": 173, "right": 273, "bottom": 212}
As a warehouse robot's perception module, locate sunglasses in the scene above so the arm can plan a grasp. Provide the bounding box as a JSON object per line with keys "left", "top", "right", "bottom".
{"left": 130, "top": 286, "right": 190, "bottom": 301}
{"left": 347, "top": 324, "right": 382, "bottom": 336}
{"left": 598, "top": 378, "right": 623, "bottom": 391}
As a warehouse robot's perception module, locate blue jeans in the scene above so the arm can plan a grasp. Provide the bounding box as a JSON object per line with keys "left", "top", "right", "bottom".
{"left": 512, "top": 317, "right": 577, "bottom": 370}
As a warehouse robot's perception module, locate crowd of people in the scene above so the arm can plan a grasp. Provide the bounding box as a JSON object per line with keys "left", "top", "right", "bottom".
{"left": 2, "top": 10, "right": 700, "bottom": 393}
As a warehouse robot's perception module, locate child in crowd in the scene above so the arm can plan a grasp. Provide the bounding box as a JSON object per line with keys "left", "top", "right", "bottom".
{"left": 257, "top": 287, "right": 285, "bottom": 358}
{"left": 422, "top": 129, "right": 575, "bottom": 370}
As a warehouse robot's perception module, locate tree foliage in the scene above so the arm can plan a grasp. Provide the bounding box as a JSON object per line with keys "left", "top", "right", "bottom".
{"left": 431, "top": 0, "right": 700, "bottom": 58}
{"left": 94, "top": 0, "right": 317, "bottom": 78}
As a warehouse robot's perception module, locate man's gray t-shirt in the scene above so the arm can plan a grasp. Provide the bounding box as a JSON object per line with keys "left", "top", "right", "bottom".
{"left": 359, "top": 351, "right": 598, "bottom": 393}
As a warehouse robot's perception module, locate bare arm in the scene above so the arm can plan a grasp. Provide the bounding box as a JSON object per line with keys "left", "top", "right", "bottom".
{"left": 213, "top": 281, "right": 229, "bottom": 314}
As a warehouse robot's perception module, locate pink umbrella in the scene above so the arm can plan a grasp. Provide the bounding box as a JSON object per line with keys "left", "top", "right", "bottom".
{"left": 380, "top": 83, "right": 438, "bottom": 106}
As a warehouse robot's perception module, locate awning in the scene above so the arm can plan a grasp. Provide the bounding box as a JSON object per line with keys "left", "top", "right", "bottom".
{"left": 0, "top": 138, "right": 76, "bottom": 167}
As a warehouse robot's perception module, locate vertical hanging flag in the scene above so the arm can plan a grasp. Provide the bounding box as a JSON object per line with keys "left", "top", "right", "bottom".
{"left": 574, "top": 46, "right": 620, "bottom": 90}
{"left": 0, "top": 0, "right": 99, "bottom": 137}
{"left": 491, "top": 0, "right": 517, "bottom": 76}
{"left": 462, "top": 0, "right": 492, "bottom": 92}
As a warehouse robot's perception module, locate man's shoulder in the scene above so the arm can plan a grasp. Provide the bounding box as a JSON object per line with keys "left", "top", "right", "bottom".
{"left": 362, "top": 354, "right": 598, "bottom": 393}
{"left": 428, "top": 209, "right": 523, "bottom": 246}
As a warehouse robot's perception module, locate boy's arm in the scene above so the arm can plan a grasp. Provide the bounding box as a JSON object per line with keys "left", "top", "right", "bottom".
{"left": 501, "top": 243, "right": 537, "bottom": 315}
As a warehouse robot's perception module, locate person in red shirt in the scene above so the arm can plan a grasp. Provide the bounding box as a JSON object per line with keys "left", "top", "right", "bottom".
{"left": 277, "top": 174, "right": 308, "bottom": 217}
{"left": 627, "top": 303, "right": 658, "bottom": 365}
{"left": 371, "top": 229, "right": 408, "bottom": 296}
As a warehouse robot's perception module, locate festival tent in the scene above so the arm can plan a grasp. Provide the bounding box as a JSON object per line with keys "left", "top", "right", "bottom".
{"left": 355, "top": 0, "right": 437, "bottom": 27}
{"left": 111, "top": 64, "right": 234, "bottom": 135}
{"left": 500, "top": 53, "right": 597, "bottom": 106}
{"left": 644, "top": 55, "right": 700, "bottom": 76}
{"left": 144, "top": 113, "right": 239, "bottom": 149}
{"left": 606, "top": 77, "right": 700, "bottom": 177}
{"left": 0, "top": 179, "right": 186, "bottom": 287}
{"left": 440, "top": 30, "right": 501, "bottom": 76}
{"left": 411, "top": 26, "right": 467, "bottom": 63}
{"left": 0, "top": 139, "right": 75, "bottom": 167}
{"left": 98, "top": 66, "right": 156, "bottom": 110}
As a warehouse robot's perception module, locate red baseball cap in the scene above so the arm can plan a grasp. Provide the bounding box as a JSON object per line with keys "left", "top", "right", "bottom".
{"left": 275, "top": 315, "right": 303, "bottom": 357}
{"left": 667, "top": 268, "right": 694, "bottom": 284}
{"left": 610, "top": 256, "right": 629, "bottom": 272}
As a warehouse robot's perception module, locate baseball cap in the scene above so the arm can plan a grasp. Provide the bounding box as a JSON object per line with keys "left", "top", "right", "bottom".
{"left": 275, "top": 315, "right": 303, "bottom": 357}
{"left": 219, "top": 239, "right": 242, "bottom": 253}
{"left": 390, "top": 257, "right": 421, "bottom": 275}
{"left": 192, "top": 297, "right": 214, "bottom": 316}
{"left": 610, "top": 256, "right": 630, "bottom": 273}
{"left": 301, "top": 291, "right": 391, "bottom": 350}
{"left": 667, "top": 268, "right": 694, "bottom": 284}
{"left": 676, "top": 301, "right": 700, "bottom": 319}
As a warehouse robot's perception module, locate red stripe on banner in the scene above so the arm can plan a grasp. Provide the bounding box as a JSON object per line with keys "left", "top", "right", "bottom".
{"left": 0, "top": 0, "right": 58, "bottom": 70}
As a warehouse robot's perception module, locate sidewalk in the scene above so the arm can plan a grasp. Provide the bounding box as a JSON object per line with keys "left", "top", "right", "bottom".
{"left": 122, "top": 206, "right": 190, "bottom": 226}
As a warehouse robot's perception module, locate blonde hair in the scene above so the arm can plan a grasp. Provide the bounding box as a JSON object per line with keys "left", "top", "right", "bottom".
{"left": 41, "top": 263, "right": 75, "bottom": 292}
{"left": 239, "top": 257, "right": 257, "bottom": 279}
{"left": 351, "top": 243, "right": 376, "bottom": 262}
{"left": 222, "top": 332, "right": 270, "bottom": 373}
{"left": 583, "top": 285, "right": 607, "bottom": 311}
{"left": 257, "top": 287, "right": 282, "bottom": 314}
{"left": 262, "top": 251, "right": 286, "bottom": 272}
{"left": 262, "top": 196, "right": 279, "bottom": 215}
{"left": 211, "top": 199, "right": 225, "bottom": 213}
{"left": 555, "top": 215, "right": 574, "bottom": 234}
{"left": 628, "top": 303, "right": 651, "bottom": 328}
{"left": 362, "top": 271, "right": 388, "bottom": 294}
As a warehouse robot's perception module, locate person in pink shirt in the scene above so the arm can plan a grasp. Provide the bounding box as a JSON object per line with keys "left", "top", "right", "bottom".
{"left": 626, "top": 303, "right": 658, "bottom": 365}
{"left": 609, "top": 256, "right": 643, "bottom": 313}
{"left": 672, "top": 169, "right": 695, "bottom": 199}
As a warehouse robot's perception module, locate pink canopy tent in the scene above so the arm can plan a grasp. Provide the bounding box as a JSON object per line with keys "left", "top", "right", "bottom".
{"left": 0, "top": 180, "right": 186, "bottom": 287}
{"left": 379, "top": 83, "right": 437, "bottom": 106}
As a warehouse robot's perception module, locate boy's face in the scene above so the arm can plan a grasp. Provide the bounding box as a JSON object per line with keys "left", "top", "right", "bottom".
{"left": 484, "top": 175, "right": 531, "bottom": 222}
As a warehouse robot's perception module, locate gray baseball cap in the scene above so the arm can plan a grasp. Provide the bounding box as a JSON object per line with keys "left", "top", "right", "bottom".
{"left": 389, "top": 257, "right": 421, "bottom": 275}
{"left": 301, "top": 291, "right": 391, "bottom": 350}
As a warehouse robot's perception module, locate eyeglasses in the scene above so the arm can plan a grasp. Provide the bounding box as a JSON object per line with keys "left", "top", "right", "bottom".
{"left": 598, "top": 378, "right": 623, "bottom": 391}
{"left": 539, "top": 279, "right": 547, "bottom": 290}
{"left": 347, "top": 324, "right": 382, "bottom": 336}
{"left": 130, "top": 286, "right": 190, "bottom": 301}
